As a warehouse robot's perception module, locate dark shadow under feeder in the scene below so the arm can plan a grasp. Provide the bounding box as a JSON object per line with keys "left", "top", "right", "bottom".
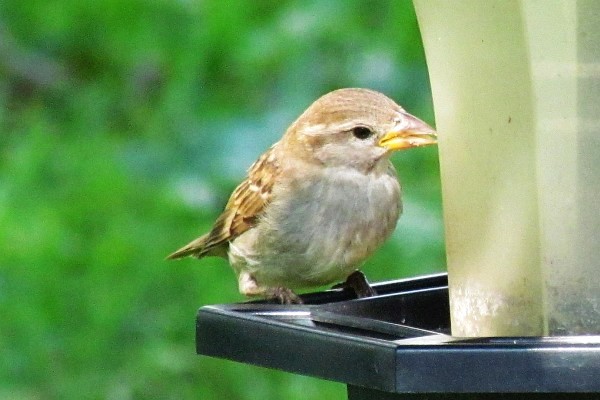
{"left": 195, "top": 273, "right": 600, "bottom": 399}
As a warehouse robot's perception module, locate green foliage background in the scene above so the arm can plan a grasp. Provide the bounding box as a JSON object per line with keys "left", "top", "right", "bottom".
{"left": 0, "top": 1, "right": 444, "bottom": 399}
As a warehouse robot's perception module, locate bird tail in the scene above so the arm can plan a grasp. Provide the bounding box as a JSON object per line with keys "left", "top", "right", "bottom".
{"left": 166, "top": 233, "right": 211, "bottom": 260}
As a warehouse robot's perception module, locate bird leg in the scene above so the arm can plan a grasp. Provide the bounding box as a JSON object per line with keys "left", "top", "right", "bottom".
{"left": 337, "top": 270, "right": 378, "bottom": 298}
{"left": 263, "top": 287, "right": 303, "bottom": 305}
{"left": 238, "top": 272, "right": 303, "bottom": 304}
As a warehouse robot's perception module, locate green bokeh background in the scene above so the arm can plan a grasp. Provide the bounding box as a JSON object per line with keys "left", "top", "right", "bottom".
{"left": 0, "top": 1, "right": 444, "bottom": 398}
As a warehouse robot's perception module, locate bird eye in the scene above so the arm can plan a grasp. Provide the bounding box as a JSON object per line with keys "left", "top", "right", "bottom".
{"left": 351, "top": 126, "right": 373, "bottom": 140}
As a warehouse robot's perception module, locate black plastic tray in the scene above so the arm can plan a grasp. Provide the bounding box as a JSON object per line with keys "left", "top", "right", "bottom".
{"left": 196, "top": 273, "right": 600, "bottom": 394}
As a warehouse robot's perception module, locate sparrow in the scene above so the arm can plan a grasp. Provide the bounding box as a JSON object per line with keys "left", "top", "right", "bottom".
{"left": 168, "top": 88, "right": 437, "bottom": 304}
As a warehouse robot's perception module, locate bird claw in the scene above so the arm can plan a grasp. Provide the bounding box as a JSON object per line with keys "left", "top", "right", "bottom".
{"left": 265, "top": 287, "right": 303, "bottom": 304}
{"left": 335, "top": 270, "right": 378, "bottom": 298}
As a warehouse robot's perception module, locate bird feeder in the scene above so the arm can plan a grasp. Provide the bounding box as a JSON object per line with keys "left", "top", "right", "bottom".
{"left": 413, "top": 0, "right": 600, "bottom": 337}
{"left": 195, "top": 1, "right": 600, "bottom": 398}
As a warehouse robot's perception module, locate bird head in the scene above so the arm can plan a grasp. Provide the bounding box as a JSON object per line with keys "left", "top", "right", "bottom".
{"left": 284, "top": 88, "right": 437, "bottom": 173}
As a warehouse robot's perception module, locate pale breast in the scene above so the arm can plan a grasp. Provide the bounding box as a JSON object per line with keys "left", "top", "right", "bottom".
{"left": 244, "top": 163, "right": 402, "bottom": 288}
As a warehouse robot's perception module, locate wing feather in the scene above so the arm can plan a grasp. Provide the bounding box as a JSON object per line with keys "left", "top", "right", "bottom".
{"left": 167, "top": 144, "right": 279, "bottom": 260}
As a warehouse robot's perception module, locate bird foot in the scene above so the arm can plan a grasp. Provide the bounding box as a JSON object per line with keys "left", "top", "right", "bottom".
{"left": 238, "top": 272, "right": 302, "bottom": 304}
{"left": 264, "top": 287, "right": 303, "bottom": 304}
{"left": 334, "top": 270, "right": 378, "bottom": 298}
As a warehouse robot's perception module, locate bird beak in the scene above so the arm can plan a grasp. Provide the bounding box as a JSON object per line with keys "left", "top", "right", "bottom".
{"left": 378, "top": 113, "right": 437, "bottom": 151}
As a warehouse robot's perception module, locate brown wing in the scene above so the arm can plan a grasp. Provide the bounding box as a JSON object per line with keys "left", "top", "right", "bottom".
{"left": 166, "top": 144, "right": 279, "bottom": 260}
